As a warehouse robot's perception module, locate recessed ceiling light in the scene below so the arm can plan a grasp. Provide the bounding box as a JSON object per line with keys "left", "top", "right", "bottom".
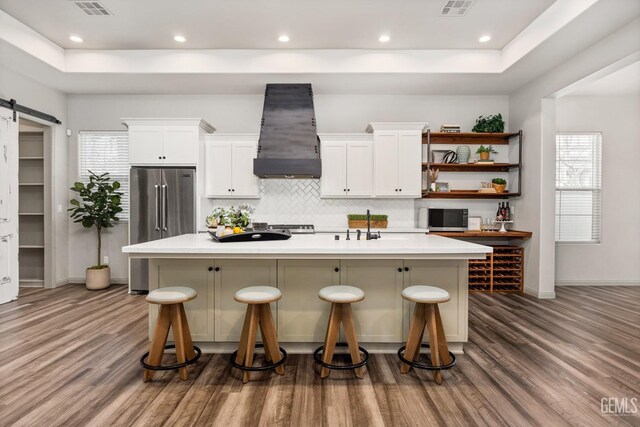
{"left": 69, "top": 35, "right": 83, "bottom": 43}
{"left": 379, "top": 35, "right": 390, "bottom": 43}
{"left": 278, "top": 35, "right": 290, "bottom": 43}
{"left": 478, "top": 35, "right": 491, "bottom": 43}
{"left": 174, "top": 35, "right": 186, "bottom": 43}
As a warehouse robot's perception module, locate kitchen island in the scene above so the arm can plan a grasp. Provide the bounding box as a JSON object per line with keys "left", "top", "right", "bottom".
{"left": 123, "top": 233, "right": 491, "bottom": 353}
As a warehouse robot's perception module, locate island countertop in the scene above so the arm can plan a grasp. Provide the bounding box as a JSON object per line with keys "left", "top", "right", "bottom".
{"left": 122, "top": 232, "right": 492, "bottom": 259}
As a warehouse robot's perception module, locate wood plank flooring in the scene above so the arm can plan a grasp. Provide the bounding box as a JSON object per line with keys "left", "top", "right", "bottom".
{"left": 1, "top": 285, "right": 638, "bottom": 426}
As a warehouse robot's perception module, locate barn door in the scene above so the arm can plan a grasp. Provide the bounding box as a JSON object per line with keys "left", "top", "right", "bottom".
{"left": 0, "top": 107, "right": 19, "bottom": 304}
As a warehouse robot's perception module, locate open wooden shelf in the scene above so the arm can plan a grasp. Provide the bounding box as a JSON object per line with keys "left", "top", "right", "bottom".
{"left": 423, "top": 162, "right": 519, "bottom": 172}
{"left": 430, "top": 230, "right": 532, "bottom": 240}
{"left": 423, "top": 132, "right": 520, "bottom": 145}
{"left": 422, "top": 190, "right": 518, "bottom": 199}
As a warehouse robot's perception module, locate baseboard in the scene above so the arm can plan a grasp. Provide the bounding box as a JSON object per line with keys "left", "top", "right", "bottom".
{"left": 524, "top": 286, "right": 556, "bottom": 299}
{"left": 556, "top": 280, "right": 640, "bottom": 286}
{"left": 61, "top": 277, "right": 129, "bottom": 286}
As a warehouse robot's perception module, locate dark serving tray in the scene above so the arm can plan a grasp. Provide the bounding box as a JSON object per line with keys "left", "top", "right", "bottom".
{"left": 208, "top": 229, "right": 292, "bottom": 242}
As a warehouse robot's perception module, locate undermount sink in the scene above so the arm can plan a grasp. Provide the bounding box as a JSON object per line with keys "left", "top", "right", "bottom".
{"left": 331, "top": 234, "right": 408, "bottom": 241}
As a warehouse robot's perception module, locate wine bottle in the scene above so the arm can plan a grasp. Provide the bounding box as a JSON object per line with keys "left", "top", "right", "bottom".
{"left": 506, "top": 202, "right": 511, "bottom": 221}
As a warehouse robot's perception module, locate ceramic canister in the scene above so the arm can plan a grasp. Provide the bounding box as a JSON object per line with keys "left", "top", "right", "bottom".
{"left": 456, "top": 145, "right": 471, "bottom": 163}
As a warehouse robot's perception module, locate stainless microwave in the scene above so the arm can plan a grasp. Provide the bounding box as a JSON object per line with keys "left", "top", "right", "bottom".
{"left": 428, "top": 209, "right": 468, "bottom": 231}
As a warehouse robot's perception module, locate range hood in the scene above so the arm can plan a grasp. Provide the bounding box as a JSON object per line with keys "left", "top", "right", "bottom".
{"left": 253, "top": 84, "right": 322, "bottom": 178}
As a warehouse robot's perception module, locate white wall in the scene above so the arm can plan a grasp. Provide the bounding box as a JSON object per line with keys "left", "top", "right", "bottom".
{"left": 555, "top": 95, "right": 640, "bottom": 284}
{"left": 67, "top": 94, "right": 508, "bottom": 282}
{"left": 0, "top": 64, "right": 69, "bottom": 286}
{"left": 508, "top": 18, "right": 640, "bottom": 298}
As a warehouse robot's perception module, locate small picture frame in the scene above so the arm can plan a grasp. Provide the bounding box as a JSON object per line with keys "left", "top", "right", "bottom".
{"left": 431, "top": 150, "right": 449, "bottom": 164}
{"left": 468, "top": 216, "right": 482, "bottom": 231}
{"left": 435, "top": 182, "right": 449, "bottom": 192}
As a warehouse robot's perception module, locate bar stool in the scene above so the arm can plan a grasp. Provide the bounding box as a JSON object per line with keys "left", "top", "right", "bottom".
{"left": 231, "top": 286, "right": 286, "bottom": 383}
{"left": 398, "top": 285, "right": 456, "bottom": 384}
{"left": 140, "top": 286, "right": 202, "bottom": 382}
{"left": 314, "top": 285, "right": 369, "bottom": 379}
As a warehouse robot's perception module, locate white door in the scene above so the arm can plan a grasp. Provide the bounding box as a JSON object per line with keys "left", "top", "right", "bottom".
{"left": 230, "top": 141, "right": 259, "bottom": 197}
{"left": 204, "top": 141, "right": 233, "bottom": 197}
{"left": 373, "top": 131, "right": 399, "bottom": 196}
{"left": 397, "top": 130, "right": 422, "bottom": 197}
{"left": 129, "top": 126, "right": 164, "bottom": 165}
{"left": 320, "top": 142, "right": 347, "bottom": 197}
{"left": 346, "top": 141, "right": 373, "bottom": 197}
{"left": 163, "top": 126, "right": 198, "bottom": 165}
{"left": 0, "top": 109, "right": 19, "bottom": 304}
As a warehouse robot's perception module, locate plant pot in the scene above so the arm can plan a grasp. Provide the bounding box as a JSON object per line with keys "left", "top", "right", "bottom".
{"left": 86, "top": 266, "right": 110, "bottom": 290}
{"left": 348, "top": 220, "right": 388, "bottom": 229}
{"left": 492, "top": 183, "right": 506, "bottom": 193}
{"left": 479, "top": 152, "right": 490, "bottom": 161}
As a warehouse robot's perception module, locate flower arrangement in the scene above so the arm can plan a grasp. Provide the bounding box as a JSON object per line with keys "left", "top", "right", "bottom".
{"left": 206, "top": 204, "right": 255, "bottom": 229}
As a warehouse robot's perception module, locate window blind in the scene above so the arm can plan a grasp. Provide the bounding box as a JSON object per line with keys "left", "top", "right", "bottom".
{"left": 78, "top": 131, "right": 129, "bottom": 220}
{"left": 555, "top": 132, "right": 602, "bottom": 243}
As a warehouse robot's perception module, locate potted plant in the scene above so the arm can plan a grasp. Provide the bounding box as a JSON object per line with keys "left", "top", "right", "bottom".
{"left": 471, "top": 113, "right": 505, "bottom": 133}
{"left": 476, "top": 145, "right": 498, "bottom": 161}
{"left": 228, "top": 204, "right": 255, "bottom": 233}
{"left": 69, "top": 171, "right": 123, "bottom": 290}
{"left": 492, "top": 178, "right": 507, "bottom": 193}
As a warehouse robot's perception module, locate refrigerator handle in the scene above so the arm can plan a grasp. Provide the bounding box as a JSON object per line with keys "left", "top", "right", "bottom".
{"left": 154, "top": 184, "right": 160, "bottom": 231}
{"left": 162, "top": 184, "right": 168, "bottom": 231}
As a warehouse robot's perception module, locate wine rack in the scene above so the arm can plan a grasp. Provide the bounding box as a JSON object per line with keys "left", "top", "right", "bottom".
{"left": 468, "top": 245, "right": 524, "bottom": 293}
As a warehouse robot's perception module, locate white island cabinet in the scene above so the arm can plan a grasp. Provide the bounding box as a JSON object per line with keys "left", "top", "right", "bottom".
{"left": 123, "top": 118, "right": 215, "bottom": 166}
{"left": 124, "top": 233, "right": 490, "bottom": 354}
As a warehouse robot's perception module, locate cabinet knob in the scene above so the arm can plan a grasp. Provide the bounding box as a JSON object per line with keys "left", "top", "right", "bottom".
{"left": 399, "top": 188, "right": 402, "bottom": 192}
{"left": 158, "top": 156, "right": 162, "bottom": 159}
{"left": 404, "top": 267, "right": 409, "bottom": 272}
{"left": 215, "top": 267, "right": 220, "bottom": 272}
{"left": 208, "top": 267, "right": 213, "bottom": 272}
{"left": 347, "top": 189, "right": 350, "bottom": 192}
{"left": 232, "top": 189, "right": 235, "bottom": 192}
{"left": 344, "top": 189, "right": 347, "bottom": 192}
{"left": 334, "top": 267, "right": 340, "bottom": 272}
{"left": 228, "top": 189, "right": 231, "bottom": 192}
{"left": 395, "top": 189, "right": 398, "bottom": 192}
{"left": 163, "top": 156, "right": 166, "bottom": 159}
{"left": 397, "top": 267, "right": 403, "bottom": 272}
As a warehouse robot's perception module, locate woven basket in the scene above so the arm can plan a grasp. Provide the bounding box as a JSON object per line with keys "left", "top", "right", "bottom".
{"left": 348, "top": 220, "right": 388, "bottom": 229}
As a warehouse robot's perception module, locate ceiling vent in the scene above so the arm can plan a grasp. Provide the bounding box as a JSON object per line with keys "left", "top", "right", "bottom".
{"left": 440, "top": 0, "right": 475, "bottom": 16}
{"left": 71, "top": 1, "right": 112, "bottom": 16}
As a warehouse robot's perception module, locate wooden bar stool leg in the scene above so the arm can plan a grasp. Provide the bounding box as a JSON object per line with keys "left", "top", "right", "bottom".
{"left": 341, "top": 303, "right": 364, "bottom": 379}
{"left": 321, "top": 303, "right": 342, "bottom": 378}
{"left": 242, "top": 305, "right": 260, "bottom": 384}
{"left": 235, "top": 304, "right": 253, "bottom": 367}
{"left": 425, "top": 304, "right": 443, "bottom": 384}
{"left": 401, "top": 303, "right": 427, "bottom": 374}
{"left": 259, "top": 304, "right": 284, "bottom": 375}
{"left": 433, "top": 305, "right": 451, "bottom": 365}
{"left": 171, "top": 304, "right": 189, "bottom": 380}
{"left": 144, "top": 305, "right": 172, "bottom": 382}
{"left": 178, "top": 303, "right": 196, "bottom": 360}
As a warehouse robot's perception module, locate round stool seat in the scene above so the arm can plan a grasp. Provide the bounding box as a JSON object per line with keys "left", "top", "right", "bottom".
{"left": 234, "top": 286, "right": 282, "bottom": 304}
{"left": 146, "top": 287, "right": 197, "bottom": 305}
{"left": 401, "top": 285, "right": 450, "bottom": 304}
{"left": 319, "top": 285, "right": 365, "bottom": 303}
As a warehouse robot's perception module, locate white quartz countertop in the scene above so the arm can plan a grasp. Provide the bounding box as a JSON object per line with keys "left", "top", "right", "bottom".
{"left": 122, "top": 233, "right": 492, "bottom": 260}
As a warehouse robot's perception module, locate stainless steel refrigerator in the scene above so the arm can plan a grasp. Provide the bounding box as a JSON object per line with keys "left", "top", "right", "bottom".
{"left": 129, "top": 167, "right": 195, "bottom": 293}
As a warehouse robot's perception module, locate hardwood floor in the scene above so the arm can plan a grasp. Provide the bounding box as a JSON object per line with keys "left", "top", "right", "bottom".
{"left": 1, "top": 285, "right": 638, "bottom": 426}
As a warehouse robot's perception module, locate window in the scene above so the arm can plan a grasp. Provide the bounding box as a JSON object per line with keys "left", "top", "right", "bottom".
{"left": 555, "top": 132, "right": 602, "bottom": 243}
{"left": 78, "top": 131, "right": 129, "bottom": 220}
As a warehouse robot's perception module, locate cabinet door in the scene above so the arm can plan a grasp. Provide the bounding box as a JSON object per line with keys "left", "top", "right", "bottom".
{"left": 340, "top": 260, "right": 403, "bottom": 342}
{"left": 214, "top": 260, "right": 277, "bottom": 341}
{"left": 346, "top": 141, "right": 373, "bottom": 197}
{"left": 204, "top": 141, "right": 233, "bottom": 197}
{"left": 397, "top": 130, "right": 422, "bottom": 197}
{"left": 129, "top": 126, "right": 164, "bottom": 165}
{"left": 277, "top": 260, "right": 340, "bottom": 342}
{"left": 150, "top": 259, "right": 215, "bottom": 342}
{"left": 373, "top": 131, "right": 399, "bottom": 197}
{"left": 402, "top": 260, "right": 468, "bottom": 343}
{"left": 320, "top": 142, "right": 347, "bottom": 197}
{"left": 231, "top": 141, "right": 259, "bottom": 197}
{"left": 163, "top": 126, "right": 198, "bottom": 165}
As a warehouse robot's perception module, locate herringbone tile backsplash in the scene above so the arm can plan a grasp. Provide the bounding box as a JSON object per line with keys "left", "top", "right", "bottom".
{"left": 201, "top": 179, "right": 415, "bottom": 228}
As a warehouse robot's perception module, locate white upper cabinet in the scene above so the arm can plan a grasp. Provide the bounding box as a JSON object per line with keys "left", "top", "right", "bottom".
{"left": 319, "top": 134, "right": 373, "bottom": 198}
{"left": 367, "top": 123, "right": 427, "bottom": 198}
{"left": 204, "top": 135, "right": 260, "bottom": 198}
{"left": 123, "top": 118, "right": 215, "bottom": 166}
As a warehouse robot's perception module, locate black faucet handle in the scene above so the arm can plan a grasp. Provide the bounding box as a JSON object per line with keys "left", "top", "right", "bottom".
{"left": 356, "top": 229, "right": 362, "bottom": 240}
{"left": 377, "top": 231, "right": 381, "bottom": 239}
{"left": 346, "top": 229, "right": 350, "bottom": 240}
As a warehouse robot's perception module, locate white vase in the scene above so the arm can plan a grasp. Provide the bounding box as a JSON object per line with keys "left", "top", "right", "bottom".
{"left": 456, "top": 145, "right": 471, "bottom": 163}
